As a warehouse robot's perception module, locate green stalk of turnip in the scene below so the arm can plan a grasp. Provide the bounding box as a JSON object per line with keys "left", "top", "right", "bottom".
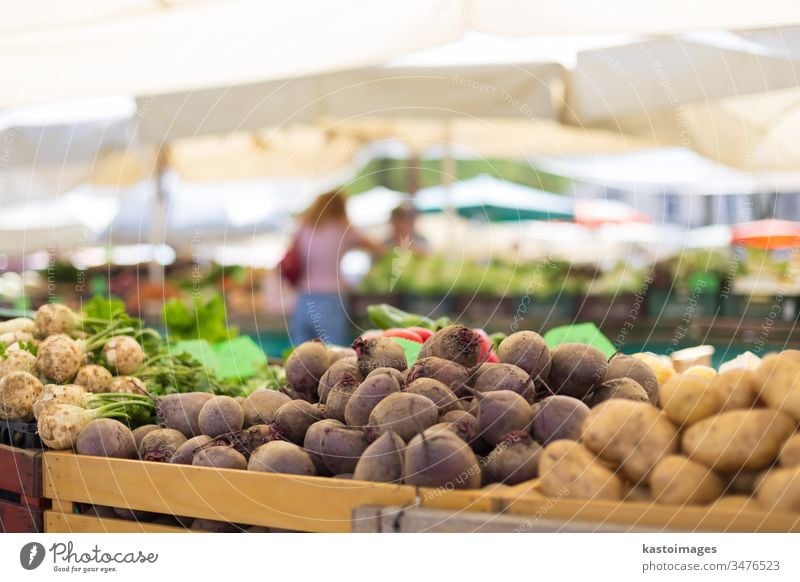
{"left": 37, "top": 402, "right": 134, "bottom": 450}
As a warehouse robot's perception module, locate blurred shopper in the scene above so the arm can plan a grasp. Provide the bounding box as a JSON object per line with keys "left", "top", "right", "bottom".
{"left": 286, "top": 190, "right": 380, "bottom": 346}
{"left": 385, "top": 204, "right": 430, "bottom": 254}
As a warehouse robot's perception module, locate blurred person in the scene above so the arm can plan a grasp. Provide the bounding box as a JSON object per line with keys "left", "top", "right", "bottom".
{"left": 288, "top": 190, "right": 381, "bottom": 346}
{"left": 385, "top": 204, "right": 430, "bottom": 254}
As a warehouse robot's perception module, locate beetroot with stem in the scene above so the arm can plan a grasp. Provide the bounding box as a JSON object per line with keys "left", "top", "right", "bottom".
{"left": 589, "top": 377, "right": 649, "bottom": 407}
{"left": 366, "top": 392, "right": 438, "bottom": 443}
{"left": 274, "top": 400, "right": 324, "bottom": 444}
{"left": 406, "top": 357, "right": 471, "bottom": 396}
{"left": 139, "top": 428, "right": 187, "bottom": 462}
{"left": 473, "top": 389, "right": 535, "bottom": 446}
{"left": 440, "top": 409, "right": 480, "bottom": 444}
{"left": 319, "top": 424, "right": 370, "bottom": 474}
{"left": 325, "top": 372, "right": 360, "bottom": 422}
{"left": 193, "top": 446, "right": 247, "bottom": 470}
{"left": 285, "top": 340, "right": 331, "bottom": 402}
{"left": 170, "top": 435, "right": 213, "bottom": 465}
{"left": 200, "top": 424, "right": 284, "bottom": 458}
{"left": 603, "top": 354, "right": 659, "bottom": 404}
{"left": 303, "top": 419, "right": 344, "bottom": 475}
{"left": 344, "top": 373, "right": 401, "bottom": 427}
{"left": 530, "top": 395, "right": 590, "bottom": 445}
{"left": 353, "top": 431, "right": 405, "bottom": 483}
{"left": 248, "top": 441, "right": 316, "bottom": 476}
{"left": 76, "top": 419, "right": 137, "bottom": 459}
{"left": 471, "top": 363, "right": 536, "bottom": 403}
{"left": 497, "top": 331, "right": 552, "bottom": 381}
{"left": 241, "top": 389, "right": 291, "bottom": 427}
{"left": 483, "top": 431, "right": 541, "bottom": 485}
{"left": 156, "top": 392, "right": 214, "bottom": 438}
{"left": 352, "top": 337, "right": 407, "bottom": 377}
{"left": 405, "top": 378, "right": 463, "bottom": 414}
{"left": 317, "top": 359, "right": 361, "bottom": 404}
{"left": 198, "top": 395, "right": 244, "bottom": 438}
{"left": 418, "top": 325, "right": 481, "bottom": 368}
{"left": 546, "top": 343, "right": 608, "bottom": 400}
{"left": 403, "top": 428, "right": 482, "bottom": 489}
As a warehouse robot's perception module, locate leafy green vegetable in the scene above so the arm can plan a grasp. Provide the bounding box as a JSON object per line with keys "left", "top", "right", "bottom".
{"left": 162, "top": 295, "right": 238, "bottom": 343}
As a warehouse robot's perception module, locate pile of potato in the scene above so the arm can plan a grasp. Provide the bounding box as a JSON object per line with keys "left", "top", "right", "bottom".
{"left": 538, "top": 350, "right": 800, "bottom": 512}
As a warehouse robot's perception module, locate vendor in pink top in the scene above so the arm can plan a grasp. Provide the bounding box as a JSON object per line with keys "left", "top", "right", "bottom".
{"left": 290, "top": 190, "right": 381, "bottom": 345}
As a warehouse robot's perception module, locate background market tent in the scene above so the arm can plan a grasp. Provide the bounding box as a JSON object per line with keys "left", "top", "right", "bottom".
{"left": 731, "top": 219, "right": 800, "bottom": 250}
{"left": 414, "top": 174, "right": 574, "bottom": 221}
{"left": 575, "top": 199, "right": 651, "bottom": 226}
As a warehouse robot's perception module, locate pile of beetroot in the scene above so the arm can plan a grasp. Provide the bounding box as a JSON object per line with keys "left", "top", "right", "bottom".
{"left": 70, "top": 324, "right": 658, "bottom": 492}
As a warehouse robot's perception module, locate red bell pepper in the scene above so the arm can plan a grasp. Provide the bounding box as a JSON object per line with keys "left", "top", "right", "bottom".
{"left": 382, "top": 328, "right": 425, "bottom": 343}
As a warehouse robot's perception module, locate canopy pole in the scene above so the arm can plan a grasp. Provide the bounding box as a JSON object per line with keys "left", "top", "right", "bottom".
{"left": 147, "top": 147, "right": 168, "bottom": 283}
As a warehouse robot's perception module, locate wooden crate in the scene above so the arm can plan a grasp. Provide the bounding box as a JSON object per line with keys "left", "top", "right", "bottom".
{"left": 0, "top": 444, "right": 48, "bottom": 533}
{"left": 42, "top": 451, "right": 417, "bottom": 533}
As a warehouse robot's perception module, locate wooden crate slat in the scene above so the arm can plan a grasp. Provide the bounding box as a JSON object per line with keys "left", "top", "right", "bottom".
{"left": 43, "top": 452, "right": 416, "bottom": 533}
{"left": 45, "top": 512, "right": 187, "bottom": 533}
{"left": 0, "top": 443, "right": 42, "bottom": 497}
{"left": 0, "top": 499, "right": 43, "bottom": 533}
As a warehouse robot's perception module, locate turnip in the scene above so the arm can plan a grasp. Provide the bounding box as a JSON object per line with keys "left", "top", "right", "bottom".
{"left": 198, "top": 395, "right": 244, "bottom": 438}
{"left": 0, "top": 349, "right": 37, "bottom": 379}
{"left": 138, "top": 428, "right": 187, "bottom": 462}
{"left": 103, "top": 336, "right": 145, "bottom": 375}
{"left": 405, "top": 378, "right": 463, "bottom": 414}
{"left": 366, "top": 392, "right": 438, "bottom": 442}
{"left": 325, "top": 373, "right": 360, "bottom": 422}
{"left": 344, "top": 373, "right": 401, "bottom": 427}
{"left": 317, "top": 358, "right": 361, "bottom": 404}
{"left": 274, "top": 400, "right": 324, "bottom": 444}
{"left": 471, "top": 363, "right": 535, "bottom": 403}
{"left": 353, "top": 431, "right": 405, "bottom": 483}
{"left": 530, "top": 395, "right": 590, "bottom": 445}
{"left": 35, "top": 304, "right": 80, "bottom": 337}
{"left": 169, "top": 435, "right": 213, "bottom": 464}
{"left": 156, "top": 392, "right": 214, "bottom": 437}
{"left": 33, "top": 383, "right": 152, "bottom": 420}
{"left": 109, "top": 376, "right": 147, "bottom": 394}
{"left": 547, "top": 343, "right": 608, "bottom": 400}
{"left": 319, "top": 423, "right": 370, "bottom": 474}
{"left": 403, "top": 428, "right": 482, "bottom": 489}
{"left": 37, "top": 402, "right": 133, "bottom": 450}
{"left": 352, "top": 336, "right": 407, "bottom": 377}
{"left": 440, "top": 410, "right": 480, "bottom": 445}
{"left": 473, "top": 389, "right": 534, "bottom": 445}
{"left": 248, "top": 441, "right": 316, "bottom": 476}
{"left": 75, "top": 418, "right": 137, "bottom": 458}
{"left": 603, "top": 354, "right": 659, "bottom": 404}
{"left": 241, "top": 389, "right": 291, "bottom": 427}
{"left": 0, "top": 317, "right": 35, "bottom": 336}
{"left": 0, "top": 371, "right": 44, "bottom": 421}
{"left": 304, "top": 419, "right": 343, "bottom": 475}
{"left": 418, "top": 325, "right": 481, "bottom": 368}
{"left": 285, "top": 340, "right": 331, "bottom": 402}
{"left": 36, "top": 333, "right": 83, "bottom": 383}
{"left": 406, "top": 357, "right": 470, "bottom": 396}
{"left": 74, "top": 365, "right": 113, "bottom": 393}
{"left": 589, "top": 377, "right": 649, "bottom": 407}
{"left": 483, "top": 431, "right": 541, "bottom": 485}
{"left": 497, "top": 331, "right": 552, "bottom": 380}
{"left": 201, "top": 424, "right": 284, "bottom": 458}
{"left": 193, "top": 446, "right": 247, "bottom": 470}
{"left": 132, "top": 424, "right": 160, "bottom": 450}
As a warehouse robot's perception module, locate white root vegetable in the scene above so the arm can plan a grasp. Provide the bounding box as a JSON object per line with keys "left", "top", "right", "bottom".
{"left": 74, "top": 365, "right": 113, "bottom": 393}
{"left": 0, "top": 330, "right": 34, "bottom": 345}
{"left": 35, "top": 304, "right": 79, "bottom": 338}
{"left": 0, "top": 318, "right": 35, "bottom": 335}
{"left": 36, "top": 334, "right": 83, "bottom": 383}
{"left": 109, "top": 376, "right": 147, "bottom": 394}
{"left": 37, "top": 403, "right": 131, "bottom": 450}
{"left": 33, "top": 384, "right": 91, "bottom": 420}
{"left": 0, "top": 349, "right": 37, "bottom": 379}
{"left": 103, "top": 336, "right": 145, "bottom": 375}
{"left": 0, "top": 371, "right": 44, "bottom": 422}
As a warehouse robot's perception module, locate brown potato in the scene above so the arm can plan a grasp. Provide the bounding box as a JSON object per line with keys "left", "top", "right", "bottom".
{"left": 754, "top": 353, "right": 800, "bottom": 421}
{"left": 708, "top": 368, "right": 759, "bottom": 412}
{"left": 682, "top": 409, "right": 795, "bottom": 472}
{"left": 538, "top": 439, "right": 623, "bottom": 500}
{"left": 778, "top": 434, "right": 800, "bottom": 468}
{"left": 756, "top": 466, "right": 800, "bottom": 512}
{"left": 581, "top": 400, "right": 679, "bottom": 482}
{"left": 659, "top": 374, "right": 721, "bottom": 426}
{"left": 650, "top": 455, "right": 724, "bottom": 506}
